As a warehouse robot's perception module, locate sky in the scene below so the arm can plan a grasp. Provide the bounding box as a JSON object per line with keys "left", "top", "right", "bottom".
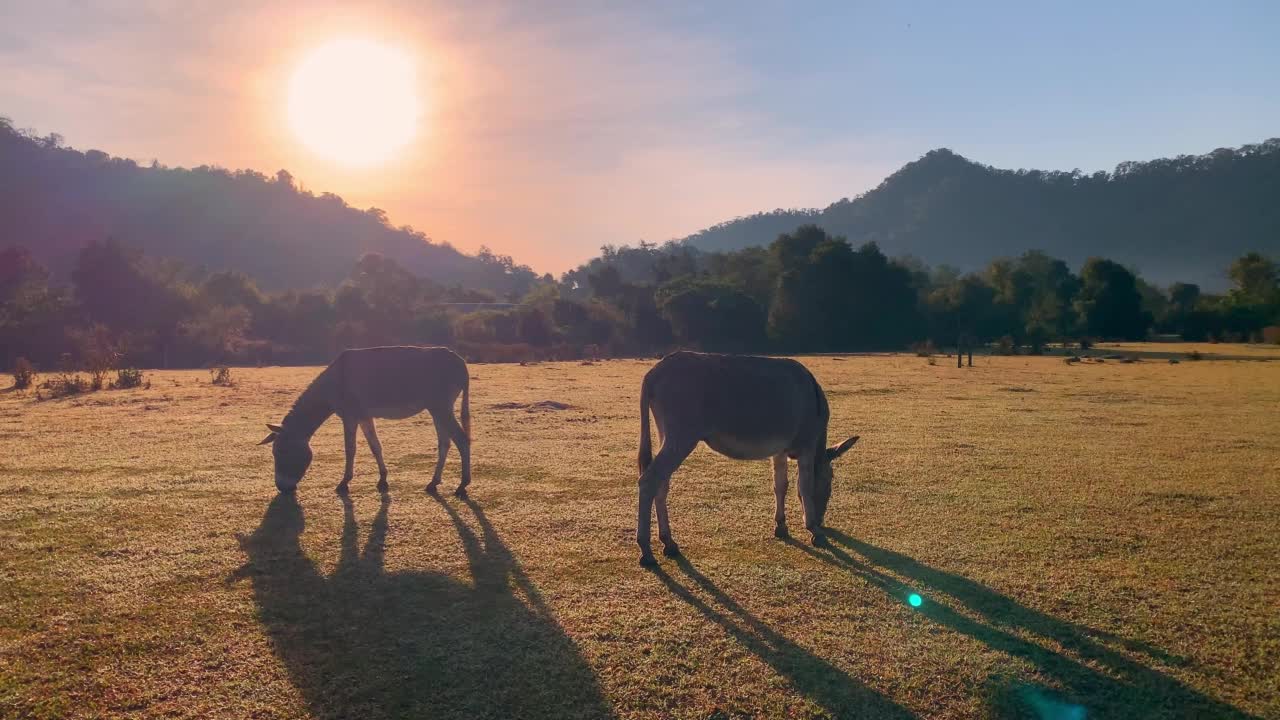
{"left": 2, "top": 1, "right": 1278, "bottom": 274}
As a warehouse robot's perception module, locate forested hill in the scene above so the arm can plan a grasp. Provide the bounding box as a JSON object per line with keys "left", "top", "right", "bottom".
{"left": 0, "top": 118, "right": 538, "bottom": 295}
{"left": 680, "top": 141, "right": 1280, "bottom": 288}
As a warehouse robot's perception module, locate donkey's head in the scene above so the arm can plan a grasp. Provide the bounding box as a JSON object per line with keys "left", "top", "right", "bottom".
{"left": 813, "top": 435, "right": 859, "bottom": 526}
{"left": 259, "top": 423, "right": 313, "bottom": 493}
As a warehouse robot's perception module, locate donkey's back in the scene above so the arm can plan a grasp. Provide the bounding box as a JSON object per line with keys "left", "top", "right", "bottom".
{"left": 642, "top": 351, "right": 823, "bottom": 461}
{"left": 329, "top": 346, "right": 469, "bottom": 418}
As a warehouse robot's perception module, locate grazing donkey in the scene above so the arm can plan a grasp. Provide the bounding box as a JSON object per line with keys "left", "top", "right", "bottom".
{"left": 636, "top": 351, "right": 859, "bottom": 566}
{"left": 259, "top": 346, "right": 471, "bottom": 496}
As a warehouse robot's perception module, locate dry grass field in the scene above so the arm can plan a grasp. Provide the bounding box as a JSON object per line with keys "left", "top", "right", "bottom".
{"left": 2, "top": 344, "right": 1278, "bottom": 719}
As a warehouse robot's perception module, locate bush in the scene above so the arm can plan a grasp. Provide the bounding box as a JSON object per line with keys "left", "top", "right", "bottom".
{"left": 12, "top": 357, "right": 36, "bottom": 389}
{"left": 45, "top": 372, "right": 89, "bottom": 398}
{"left": 76, "top": 324, "right": 119, "bottom": 391}
{"left": 114, "top": 367, "right": 145, "bottom": 389}
{"left": 995, "top": 336, "right": 1017, "bottom": 355}
{"left": 1186, "top": 350, "right": 1203, "bottom": 361}
{"left": 210, "top": 366, "right": 234, "bottom": 386}
{"left": 41, "top": 354, "right": 90, "bottom": 398}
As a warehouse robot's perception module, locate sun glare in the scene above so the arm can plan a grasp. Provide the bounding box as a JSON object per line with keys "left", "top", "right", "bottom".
{"left": 287, "top": 38, "right": 422, "bottom": 167}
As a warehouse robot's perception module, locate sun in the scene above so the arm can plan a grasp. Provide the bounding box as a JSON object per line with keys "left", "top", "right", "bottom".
{"left": 287, "top": 38, "right": 422, "bottom": 167}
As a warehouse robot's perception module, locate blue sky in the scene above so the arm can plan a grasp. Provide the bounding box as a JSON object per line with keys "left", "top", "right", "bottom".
{"left": 1, "top": 1, "right": 1277, "bottom": 271}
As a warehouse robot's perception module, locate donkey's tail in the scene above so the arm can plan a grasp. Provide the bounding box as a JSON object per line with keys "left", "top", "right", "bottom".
{"left": 638, "top": 374, "right": 653, "bottom": 474}
{"left": 460, "top": 373, "right": 471, "bottom": 439}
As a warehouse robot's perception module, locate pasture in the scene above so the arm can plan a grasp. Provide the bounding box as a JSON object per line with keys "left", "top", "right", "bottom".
{"left": 1, "top": 345, "right": 1277, "bottom": 719}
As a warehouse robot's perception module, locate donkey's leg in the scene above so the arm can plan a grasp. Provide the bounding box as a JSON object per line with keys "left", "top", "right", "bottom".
{"left": 438, "top": 409, "right": 471, "bottom": 497}
{"left": 359, "top": 419, "right": 389, "bottom": 493}
{"left": 655, "top": 475, "right": 680, "bottom": 557}
{"left": 638, "top": 438, "right": 695, "bottom": 567}
{"left": 796, "top": 453, "right": 827, "bottom": 547}
{"left": 425, "top": 409, "right": 452, "bottom": 495}
{"left": 337, "top": 416, "right": 358, "bottom": 495}
{"left": 772, "top": 453, "right": 790, "bottom": 539}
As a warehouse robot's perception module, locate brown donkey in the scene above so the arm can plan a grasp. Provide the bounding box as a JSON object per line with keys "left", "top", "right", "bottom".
{"left": 260, "top": 346, "right": 471, "bottom": 496}
{"left": 636, "top": 351, "right": 858, "bottom": 566}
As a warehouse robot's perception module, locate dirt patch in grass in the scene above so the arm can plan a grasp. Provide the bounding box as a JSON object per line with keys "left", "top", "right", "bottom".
{"left": 491, "top": 400, "right": 573, "bottom": 411}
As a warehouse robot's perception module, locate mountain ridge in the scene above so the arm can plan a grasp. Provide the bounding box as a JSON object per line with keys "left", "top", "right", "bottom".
{"left": 677, "top": 142, "right": 1280, "bottom": 288}
{"left": 0, "top": 117, "right": 538, "bottom": 295}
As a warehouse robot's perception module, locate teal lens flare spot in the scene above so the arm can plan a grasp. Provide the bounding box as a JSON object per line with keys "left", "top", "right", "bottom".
{"left": 908, "top": 593, "right": 923, "bottom": 608}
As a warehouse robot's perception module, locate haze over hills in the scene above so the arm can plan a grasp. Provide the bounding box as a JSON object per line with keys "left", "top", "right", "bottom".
{"left": 5, "top": 113, "right": 1277, "bottom": 295}
{"left": 0, "top": 118, "right": 538, "bottom": 295}
{"left": 678, "top": 141, "right": 1280, "bottom": 289}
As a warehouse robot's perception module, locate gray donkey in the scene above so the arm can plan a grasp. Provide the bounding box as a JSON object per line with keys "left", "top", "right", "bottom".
{"left": 636, "top": 351, "right": 858, "bottom": 566}
{"left": 260, "top": 346, "right": 471, "bottom": 495}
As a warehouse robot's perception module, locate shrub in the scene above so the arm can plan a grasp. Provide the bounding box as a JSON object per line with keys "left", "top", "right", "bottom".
{"left": 76, "top": 324, "right": 119, "bottom": 391}
{"left": 995, "top": 336, "right": 1017, "bottom": 355}
{"left": 114, "top": 367, "right": 145, "bottom": 389}
{"left": 1186, "top": 350, "right": 1202, "bottom": 361}
{"left": 210, "top": 366, "right": 234, "bottom": 386}
{"left": 42, "top": 354, "right": 89, "bottom": 398}
{"left": 926, "top": 356, "right": 937, "bottom": 366}
{"left": 45, "top": 372, "right": 89, "bottom": 398}
{"left": 12, "top": 357, "right": 36, "bottom": 389}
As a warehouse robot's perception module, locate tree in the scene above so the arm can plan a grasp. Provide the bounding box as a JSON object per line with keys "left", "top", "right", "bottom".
{"left": 0, "top": 246, "right": 70, "bottom": 365}
{"left": 200, "top": 271, "right": 263, "bottom": 311}
{"left": 71, "top": 239, "right": 194, "bottom": 365}
{"left": 927, "top": 274, "right": 995, "bottom": 356}
{"left": 656, "top": 278, "right": 765, "bottom": 351}
{"left": 1074, "top": 258, "right": 1149, "bottom": 340}
{"left": 1228, "top": 253, "right": 1278, "bottom": 304}
{"left": 765, "top": 228, "right": 921, "bottom": 351}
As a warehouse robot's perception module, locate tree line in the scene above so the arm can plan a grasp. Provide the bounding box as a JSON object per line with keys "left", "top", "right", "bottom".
{"left": 3, "top": 228, "right": 1277, "bottom": 374}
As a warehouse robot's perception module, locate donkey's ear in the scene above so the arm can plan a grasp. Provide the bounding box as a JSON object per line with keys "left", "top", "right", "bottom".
{"left": 826, "top": 435, "right": 859, "bottom": 461}
{"left": 258, "top": 432, "right": 278, "bottom": 446}
{"left": 266, "top": 423, "right": 283, "bottom": 433}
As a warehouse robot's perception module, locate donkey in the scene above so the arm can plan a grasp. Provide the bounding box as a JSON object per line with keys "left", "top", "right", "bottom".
{"left": 259, "top": 346, "right": 471, "bottom": 496}
{"left": 635, "top": 351, "right": 859, "bottom": 566}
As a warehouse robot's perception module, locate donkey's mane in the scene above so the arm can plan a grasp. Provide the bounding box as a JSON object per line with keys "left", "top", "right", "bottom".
{"left": 281, "top": 364, "right": 337, "bottom": 438}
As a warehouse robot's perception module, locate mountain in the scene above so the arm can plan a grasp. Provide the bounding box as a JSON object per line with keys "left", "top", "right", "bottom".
{"left": 679, "top": 141, "right": 1280, "bottom": 288}
{"left": 0, "top": 118, "right": 537, "bottom": 294}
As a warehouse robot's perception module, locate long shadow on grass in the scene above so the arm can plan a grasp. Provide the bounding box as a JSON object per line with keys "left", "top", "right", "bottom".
{"left": 810, "top": 530, "right": 1256, "bottom": 719}
{"left": 651, "top": 557, "right": 917, "bottom": 719}
{"left": 232, "top": 493, "right": 613, "bottom": 720}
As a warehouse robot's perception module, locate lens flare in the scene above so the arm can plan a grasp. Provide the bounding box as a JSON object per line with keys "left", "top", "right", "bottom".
{"left": 908, "top": 593, "right": 923, "bottom": 608}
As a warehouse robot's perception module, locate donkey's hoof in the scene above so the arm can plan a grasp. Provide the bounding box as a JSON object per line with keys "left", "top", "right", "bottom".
{"left": 335, "top": 483, "right": 350, "bottom": 496}
{"left": 453, "top": 487, "right": 469, "bottom": 499}
{"left": 662, "top": 543, "right": 682, "bottom": 558}
{"left": 376, "top": 479, "right": 389, "bottom": 493}
{"left": 811, "top": 533, "right": 829, "bottom": 548}
{"left": 639, "top": 554, "right": 659, "bottom": 568}
{"left": 425, "top": 483, "right": 440, "bottom": 495}
{"left": 774, "top": 526, "right": 790, "bottom": 540}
